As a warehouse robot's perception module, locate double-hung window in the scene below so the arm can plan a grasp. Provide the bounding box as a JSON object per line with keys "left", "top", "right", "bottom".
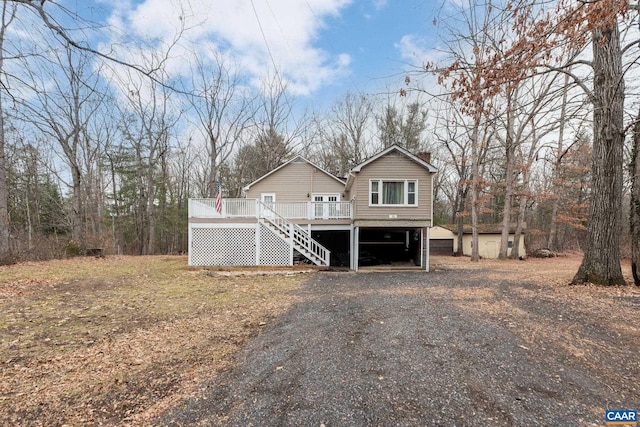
{"left": 369, "top": 179, "right": 418, "bottom": 206}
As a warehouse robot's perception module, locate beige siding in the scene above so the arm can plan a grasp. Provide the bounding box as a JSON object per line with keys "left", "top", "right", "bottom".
{"left": 349, "top": 153, "right": 433, "bottom": 223}
{"left": 430, "top": 226, "right": 456, "bottom": 239}
{"left": 461, "top": 234, "right": 526, "bottom": 258}
{"left": 245, "top": 161, "right": 344, "bottom": 201}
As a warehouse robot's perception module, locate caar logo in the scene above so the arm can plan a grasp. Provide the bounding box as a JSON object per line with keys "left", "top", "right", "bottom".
{"left": 605, "top": 410, "right": 637, "bottom": 426}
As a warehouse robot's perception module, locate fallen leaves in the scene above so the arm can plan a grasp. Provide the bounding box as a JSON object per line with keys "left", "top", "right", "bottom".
{"left": 0, "top": 256, "right": 308, "bottom": 426}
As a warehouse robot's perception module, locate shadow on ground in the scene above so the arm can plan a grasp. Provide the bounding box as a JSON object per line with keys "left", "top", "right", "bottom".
{"left": 158, "top": 270, "right": 639, "bottom": 426}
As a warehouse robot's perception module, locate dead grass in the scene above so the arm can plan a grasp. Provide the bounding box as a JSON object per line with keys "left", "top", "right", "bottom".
{"left": 2, "top": 254, "right": 638, "bottom": 426}
{"left": 0, "top": 256, "right": 311, "bottom": 426}
{"left": 432, "top": 252, "right": 636, "bottom": 287}
{"left": 429, "top": 253, "right": 640, "bottom": 400}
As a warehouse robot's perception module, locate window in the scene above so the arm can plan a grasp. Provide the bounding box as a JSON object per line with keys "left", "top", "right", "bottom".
{"left": 408, "top": 181, "right": 416, "bottom": 205}
{"left": 371, "top": 181, "right": 379, "bottom": 205}
{"left": 369, "top": 180, "right": 418, "bottom": 206}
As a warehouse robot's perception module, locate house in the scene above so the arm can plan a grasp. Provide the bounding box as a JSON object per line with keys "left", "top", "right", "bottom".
{"left": 188, "top": 144, "right": 437, "bottom": 271}
{"left": 430, "top": 224, "right": 526, "bottom": 258}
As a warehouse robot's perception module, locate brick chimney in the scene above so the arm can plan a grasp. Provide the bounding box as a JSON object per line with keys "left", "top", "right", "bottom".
{"left": 416, "top": 151, "right": 431, "bottom": 164}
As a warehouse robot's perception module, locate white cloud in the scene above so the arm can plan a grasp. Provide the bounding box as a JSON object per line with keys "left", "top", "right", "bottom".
{"left": 372, "top": 0, "right": 388, "bottom": 11}
{"left": 394, "top": 34, "right": 450, "bottom": 99}
{"left": 103, "top": 0, "right": 353, "bottom": 96}
{"left": 396, "top": 34, "right": 430, "bottom": 67}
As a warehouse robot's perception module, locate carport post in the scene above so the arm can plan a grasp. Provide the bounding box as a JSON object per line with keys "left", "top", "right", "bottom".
{"left": 425, "top": 227, "right": 430, "bottom": 272}
{"left": 352, "top": 226, "right": 359, "bottom": 271}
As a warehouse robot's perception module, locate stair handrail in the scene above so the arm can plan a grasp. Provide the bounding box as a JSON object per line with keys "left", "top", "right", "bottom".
{"left": 257, "top": 200, "right": 330, "bottom": 266}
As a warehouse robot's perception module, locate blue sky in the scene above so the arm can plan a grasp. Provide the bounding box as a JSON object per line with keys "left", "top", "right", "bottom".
{"left": 314, "top": 1, "right": 439, "bottom": 100}
{"left": 77, "top": 0, "right": 452, "bottom": 111}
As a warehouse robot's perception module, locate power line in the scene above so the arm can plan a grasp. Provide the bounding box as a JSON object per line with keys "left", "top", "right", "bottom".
{"left": 249, "top": 0, "right": 285, "bottom": 90}
{"left": 303, "top": 0, "right": 366, "bottom": 99}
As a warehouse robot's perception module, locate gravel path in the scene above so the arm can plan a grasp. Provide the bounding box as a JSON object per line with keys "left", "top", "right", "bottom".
{"left": 158, "top": 269, "right": 639, "bottom": 426}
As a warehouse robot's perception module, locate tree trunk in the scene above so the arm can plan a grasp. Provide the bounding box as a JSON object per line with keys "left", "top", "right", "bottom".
{"left": 499, "top": 92, "right": 515, "bottom": 259}
{"left": 208, "top": 133, "right": 217, "bottom": 198}
{"left": 548, "top": 73, "right": 570, "bottom": 252}
{"left": 0, "top": 4, "right": 12, "bottom": 260}
{"left": 510, "top": 152, "right": 529, "bottom": 260}
{"left": 108, "top": 154, "right": 122, "bottom": 255}
{"left": 498, "top": 171, "right": 514, "bottom": 258}
{"left": 631, "top": 110, "right": 640, "bottom": 286}
{"left": 0, "top": 88, "right": 9, "bottom": 260}
{"left": 471, "top": 123, "right": 480, "bottom": 262}
{"left": 70, "top": 163, "right": 83, "bottom": 243}
{"left": 146, "top": 158, "right": 157, "bottom": 255}
{"left": 455, "top": 192, "right": 465, "bottom": 257}
{"left": 510, "top": 194, "right": 527, "bottom": 259}
{"left": 571, "top": 22, "right": 625, "bottom": 285}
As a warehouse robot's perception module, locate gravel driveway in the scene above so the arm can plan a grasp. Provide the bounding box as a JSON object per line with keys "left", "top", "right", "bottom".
{"left": 158, "top": 269, "right": 639, "bottom": 426}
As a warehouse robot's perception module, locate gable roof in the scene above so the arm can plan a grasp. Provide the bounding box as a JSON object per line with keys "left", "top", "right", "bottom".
{"left": 242, "top": 155, "right": 345, "bottom": 192}
{"left": 345, "top": 144, "right": 437, "bottom": 192}
{"left": 350, "top": 144, "right": 437, "bottom": 173}
{"left": 438, "top": 223, "right": 526, "bottom": 234}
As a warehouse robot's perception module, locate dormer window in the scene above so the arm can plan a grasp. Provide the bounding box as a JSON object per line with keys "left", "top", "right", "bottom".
{"left": 369, "top": 179, "right": 418, "bottom": 206}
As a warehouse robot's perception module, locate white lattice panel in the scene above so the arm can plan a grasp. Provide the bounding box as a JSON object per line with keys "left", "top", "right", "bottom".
{"left": 190, "top": 227, "right": 255, "bottom": 266}
{"left": 259, "top": 223, "right": 291, "bottom": 266}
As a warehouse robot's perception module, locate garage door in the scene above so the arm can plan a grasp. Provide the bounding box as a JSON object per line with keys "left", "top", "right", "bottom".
{"left": 430, "top": 239, "right": 453, "bottom": 255}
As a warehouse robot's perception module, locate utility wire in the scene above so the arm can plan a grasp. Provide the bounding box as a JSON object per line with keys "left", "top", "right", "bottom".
{"left": 249, "top": 0, "right": 285, "bottom": 90}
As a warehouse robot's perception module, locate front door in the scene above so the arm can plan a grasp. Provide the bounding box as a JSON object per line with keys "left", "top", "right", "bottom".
{"left": 261, "top": 193, "right": 276, "bottom": 218}
{"left": 313, "top": 194, "right": 339, "bottom": 219}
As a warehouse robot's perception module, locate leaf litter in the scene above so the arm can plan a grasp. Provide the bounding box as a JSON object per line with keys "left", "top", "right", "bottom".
{"left": 0, "top": 256, "right": 308, "bottom": 426}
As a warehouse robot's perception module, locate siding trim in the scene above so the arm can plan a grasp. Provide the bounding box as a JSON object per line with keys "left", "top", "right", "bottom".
{"left": 243, "top": 155, "right": 345, "bottom": 191}
{"left": 350, "top": 144, "right": 437, "bottom": 173}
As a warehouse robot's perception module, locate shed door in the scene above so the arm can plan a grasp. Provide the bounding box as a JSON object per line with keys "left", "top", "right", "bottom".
{"left": 484, "top": 240, "right": 498, "bottom": 258}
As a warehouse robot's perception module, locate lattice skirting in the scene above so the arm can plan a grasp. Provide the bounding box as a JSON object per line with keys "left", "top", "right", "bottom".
{"left": 189, "top": 224, "right": 293, "bottom": 267}
{"left": 259, "top": 223, "right": 291, "bottom": 265}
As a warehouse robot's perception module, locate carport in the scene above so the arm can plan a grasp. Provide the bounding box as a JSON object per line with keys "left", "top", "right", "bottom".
{"left": 352, "top": 224, "right": 430, "bottom": 271}
{"left": 310, "top": 229, "right": 350, "bottom": 267}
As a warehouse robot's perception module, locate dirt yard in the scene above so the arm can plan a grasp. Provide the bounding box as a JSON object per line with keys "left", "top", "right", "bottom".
{"left": 0, "top": 256, "right": 311, "bottom": 426}
{"left": 160, "top": 254, "right": 640, "bottom": 426}
{"left": 0, "top": 254, "right": 638, "bottom": 426}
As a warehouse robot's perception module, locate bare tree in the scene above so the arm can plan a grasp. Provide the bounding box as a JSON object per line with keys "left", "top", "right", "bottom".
{"left": 117, "top": 65, "right": 180, "bottom": 255}
{"left": 431, "top": 0, "right": 502, "bottom": 261}
{"left": 631, "top": 110, "right": 640, "bottom": 285}
{"left": 322, "top": 93, "right": 374, "bottom": 177}
{"left": 0, "top": 0, "right": 186, "bottom": 260}
{"left": 0, "top": 2, "right": 17, "bottom": 259}
{"left": 495, "top": 0, "right": 628, "bottom": 283}
{"left": 247, "top": 75, "right": 306, "bottom": 178}
{"left": 19, "top": 43, "right": 106, "bottom": 245}
{"left": 566, "top": 2, "right": 626, "bottom": 285}
{"left": 188, "top": 53, "right": 255, "bottom": 198}
{"left": 494, "top": 73, "right": 566, "bottom": 259}
{"left": 432, "top": 100, "right": 489, "bottom": 256}
{"left": 377, "top": 101, "right": 428, "bottom": 152}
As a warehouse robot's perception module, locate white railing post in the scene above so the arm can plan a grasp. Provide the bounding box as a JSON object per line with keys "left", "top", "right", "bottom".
{"left": 256, "top": 199, "right": 330, "bottom": 266}
{"left": 189, "top": 198, "right": 353, "bottom": 221}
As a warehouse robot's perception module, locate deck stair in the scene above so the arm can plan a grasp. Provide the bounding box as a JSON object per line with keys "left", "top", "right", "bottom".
{"left": 257, "top": 201, "right": 330, "bottom": 266}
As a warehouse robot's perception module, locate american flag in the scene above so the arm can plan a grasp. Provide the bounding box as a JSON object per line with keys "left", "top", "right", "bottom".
{"left": 215, "top": 181, "right": 222, "bottom": 215}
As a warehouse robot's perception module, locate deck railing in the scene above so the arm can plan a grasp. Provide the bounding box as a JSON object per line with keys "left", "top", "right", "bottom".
{"left": 257, "top": 201, "right": 330, "bottom": 266}
{"left": 189, "top": 198, "right": 352, "bottom": 220}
